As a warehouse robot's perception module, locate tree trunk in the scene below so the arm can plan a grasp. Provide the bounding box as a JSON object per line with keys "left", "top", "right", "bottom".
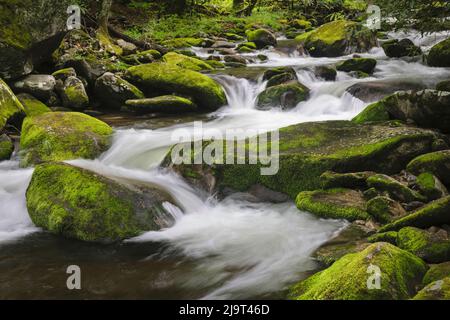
{"left": 237, "top": 0, "right": 258, "bottom": 16}
{"left": 98, "top": 0, "right": 113, "bottom": 33}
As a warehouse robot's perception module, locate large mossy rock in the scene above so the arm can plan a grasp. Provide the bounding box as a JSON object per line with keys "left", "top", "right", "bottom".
{"left": 246, "top": 29, "right": 277, "bottom": 49}
{"left": 380, "top": 196, "right": 450, "bottom": 232}
{"left": 415, "top": 172, "right": 448, "bottom": 201}
{"left": 428, "top": 38, "right": 450, "bottom": 68}
{"left": 320, "top": 171, "right": 375, "bottom": 189}
{"left": 162, "top": 52, "right": 213, "bottom": 72}
{"left": 382, "top": 39, "right": 422, "bottom": 58}
{"left": 397, "top": 227, "right": 450, "bottom": 263}
{"left": 0, "top": 0, "right": 73, "bottom": 79}
{"left": 164, "top": 121, "right": 445, "bottom": 199}
{"left": 20, "top": 112, "right": 113, "bottom": 167}
{"left": 0, "top": 134, "right": 14, "bottom": 160}
{"left": 346, "top": 80, "right": 426, "bottom": 103}
{"left": 26, "top": 162, "right": 177, "bottom": 242}
{"left": 125, "top": 63, "right": 227, "bottom": 111}
{"left": 256, "top": 81, "right": 309, "bottom": 110}
{"left": 407, "top": 151, "right": 450, "bottom": 186}
{"left": 161, "top": 38, "right": 213, "bottom": 49}
{"left": 422, "top": 262, "right": 450, "bottom": 285}
{"left": 289, "top": 242, "right": 427, "bottom": 300}
{"left": 0, "top": 78, "right": 25, "bottom": 131}
{"left": 55, "top": 76, "right": 89, "bottom": 110}
{"left": 296, "top": 188, "right": 369, "bottom": 221}
{"left": 352, "top": 90, "right": 450, "bottom": 133}
{"left": 336, "top": 58, "right": 377, "bottom": 74}
{"left": 12, "top": 74, "right": 56, "bottom": 101}
{"left": 17, "top": 93, "right": 51, "bottom": 117}
{"left": 125, "top": 95, "right": 197, "bottom": 114}
{"left": 413, "top": 277, "right": 450, "bottom": 300}
{"left": 366, "top": 174, "right": 426, "bottom": 203}
{"left": 367, "top": 196, "right": 406, "bottom": 224}
{"left": 94, "top": 72, "right": 144, "bottom": 110}
{"left": 295, "top": 20, "right": 377, "bottom": 57}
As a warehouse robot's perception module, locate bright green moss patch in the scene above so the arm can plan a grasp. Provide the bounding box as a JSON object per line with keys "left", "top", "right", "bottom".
{"left": 367, "top": 174, "right": 426, "bottom": 203}
{"left": 0, "top": 78, "right": 25, "bottom": 130}
{"left": 17, "top": 93, "right": 51, "bottom": 117}
{"left": 289, "top": 242, "right": 427, "bottom": 300}
{"left": 296, "top": 188, "right": 369, "bottom": 221}
{"left": 26, "top": 162, "right": 174, "bottom": 242}
{"left": 161, "top": 37, "right": 208, "bottom": 49}
{"left": 20, "top": 112, "right": 113, "bottom": 167}
{"left": 0, "top": 134, "right": 14, "bottom": 160}
{"left": 367, "top": 231, "right": 398, "bottom": 245}
{"left": 125, "top": 62, "right": 227, "bottom": 111}
{"left": 367, "top": 196, "right": 406, "bottom": 224}
{"left": 352, "top": 101, "right": 391, "bottom": 124}
{"left": 413, "top": 277, "right": 450, "bottom": 300}
{"left": 336, "top": 58, "right": 377, "bottom": 74}
{"left": 407, "top": 150, "right": 450, "bottom": 186}
{"left": 125, "top": 95, "right": 197, "bottom": 114}
{"left": 422, "top": 262, "right": 450, "bottom": 286}
{"left": 416, "top": 172, "right": 448, "bottom": 201}
{"left": 163, "top": 52, "right": 213, "bottom": 71}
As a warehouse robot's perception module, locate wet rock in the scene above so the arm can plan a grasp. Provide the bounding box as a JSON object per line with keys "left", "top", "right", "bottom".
{"left": 94, "top": 72, "right": 144, "bottom": 110}
{"left": 20, "top": 112, "right": 113, "bottom": 166}
{"left": 55, "top": 76, "right": 89, "bottom": 110}
{"left": 162, "top": 52, "right": 213, "bottom": 72}
{"left": 289, "top": 242, "right": 427, "bottom": 300}
{"left": 246, "top": 29, "right": 277, "bottom": 49}
{"left": 223, "top": 55, "right": 247, "bottom": 65}
{"left": 314, "top": 66, "right": 337, "bottom": 81}
{"left": 321, "top": 171, "right": 375, "bottom": 189}
{"left": 428, "top": 38, "right": 450, "bottom": 67}
{"left": 211, "top": 41, "right": 236, "bottom": 49}
{"left": 0, "top": 78, "right": 25, "bottom": 131}
{"left": 124, "top": 96, "right": 197, "bottom": 114}
{"left": 415, "top": 173, "right": 448, "bottom": 201}
{"left": 296, "top": 188, "right": 369, "bottom": 221}
{"left": 398, "top": 227, "right": 450, "bottom": 263}
{"left": 436, "top": 80, "right": 450, "bottom": 92}
{"left": 367, "top": 196, "right": 407, "bottom": 223}
{"left": 382, "top": 39, "right": 422, "bottom": 58}
{"left": 407, "top": 150, "right": 450, "bottom": 186}
{"left": 161, "top": 38, "right": 214, "bottom": 49}
{"left": 296, "top": 20, "right": 377, "bottom": 57}
{"left": 257, "top": 80, "right": 309, "bottom": 110}
{"left": 346, "top": 81, "right": 426, "bottom": 103}
{"left": 16, "top": 93, "right": 51, "bottom": 117}
{"left": 0, "top": 134, "right": 14, "bottom": 160}
{"left": 26, "top": 162, "right": 178, "bottom": 242}
{"left": 13, "top": 75, "right": 56, "bottom": 101}
{"left": 125, "top": 63, "right": 227, "bottom": 111}
{"left": 336, "top": 58, "right": 377, "bottom": 74}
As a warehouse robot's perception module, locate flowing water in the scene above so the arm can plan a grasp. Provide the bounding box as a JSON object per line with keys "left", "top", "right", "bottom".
{"left": 1, "top": 31, "right": 449, "bottom": 299}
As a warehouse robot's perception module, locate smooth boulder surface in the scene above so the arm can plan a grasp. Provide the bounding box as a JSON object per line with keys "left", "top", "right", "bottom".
{"left": 26, "top": 162, "right": 177, "bottom": 242}
{"left": 257, "top": 81, "right": 309, "bottom": 110}
{"left": 20, "top": 112, "right": 113, "bottom": 166}
{"left": 125, "top": 63, "right": 227, "bottom": 111}
{"left": 17, "top": 93, "right": 51, "bottom": 117}
{"left": 13, "top": 75, "right": 56, "bottom": 101}
{"left": 382, "top": 39, "right": 422, "bottom": 58}
{"left": 164, "top": 121, "right": 445, "bottom": 199}
{"left": 246, "top": 29, "right": 277, "bottom": 49}
{"left": 336, "top": 58, "right": 377, "bottom": 74}
{"left": 0, "top": 78, "right": 25, "bottom": 131}
{"left": 289, "top": 242, "right": 427, "bottom": 300}
{"left": 346, "top": 81, "right": 426, "bottom": 103}
{"left": 296, "top": 20, "right": 377, "bottom": 57}
{"left": 428, "top": 38, "right": 450, "bottom": 67}
{"left": 125, "top": 96, "right": 198, "bottom": 114}
{"left": 95, "top": 72, "right": 145, "bottom": 110}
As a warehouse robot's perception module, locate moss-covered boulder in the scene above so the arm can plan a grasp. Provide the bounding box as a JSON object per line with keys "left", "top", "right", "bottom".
{"left": 94, "top": 72, "right": 144, "bottom": 110}
{"left": 427, "top": 38, "right": 450, "bottom": 68}
{"left": 415, "top": 173, "right": 448, "bottom": 201}
{"left": 245, "top": 29, "right": 277, "bottom": 49}
{"left": 289, "top": 242, "right": 427, "bottom": 300}
{"left": 382, "top": 39, "right": 422, "bottom": 58}
{"left": 20, "top": 112, "right": 113, "bottom": 166}
{"left": 165, "top": 121, "right": 447, "bottom": 200}
{"left": 263, "top": 67, "right": 298, "bottom": 88}
{"left": 26, "top": 162, "right": 177, "bottom": 242}
{"left": 380, "top": 196, "right": 450, "bottom": 232}
{"left": 314, "top": 66, "right": 337, "bottom": 81}
{"left": 12, "top": 74, "right": 56, "bottom": 101}
{"left": 367, "top": 231, "right": 398, "bottom": 245}
{"left": 162, "top": 52, "right": 213, "bottom": 72}
{"left": 51, "top": 68, "right": 77, "bottom": 81}
{"left": 0, "top": 78, "right": 25, "bottom": 131}
{"left": 0, "top": 134, "right": 14, "bottom": 161}
{"left": 422, "top": 262, "right": 450, "bottom": 285}
{"left": 367, "top": 174, "right": 426, "bottom": 203}
{"left": 336, "top": 58, "right": 377, "bottom": 74}
{"left": 413, "top": 277, "right": 450, "bottom": 300}
{"left": 397, "top": 227, "right": 450, "bottom": 263}
{"left": 407, "top": 151, "right": 450, "bottom": 186}
{"left": 436, "top": 80, "right": 450, "bottom": 92}
{"left": 17, "top": 93, "right": 51, "bottom": 117}
{"left": 125, "top": 63, "right": 226, "bottom": 111}
{"left": 161, "top": 38, "right": 213, "bottom": 49}
{"left": 291, "top": 19, "right": 312, "bottom": 30}
{"left": 295, "top": 20, "right": 377, "bottom": 57}
{"left": 296, "top": 188, "right": 369, "bottom": 221}
{"left": 124, "top": 96, "right": 197, "bottom": 114}
{"left": 122, "top": 49, "right": 162, "bottom": 65}
{"left": 257, "top": 81, "right": 309, "bottom": 110}
{"left": 367, "top": 196, "right": 406, "bottom": 224}
{"left": 55, "top": 76, "right": 89, "bottom": 110}
{"left": 0, "top": 0, "right": 73, "bottom": 79}
{"left": 320, "top": 171, "right": 375, "bottom": 189}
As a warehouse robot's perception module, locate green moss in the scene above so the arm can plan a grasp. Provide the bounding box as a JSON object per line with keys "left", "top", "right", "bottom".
{"left": 20, "top": 112, "right": 113, "bottom": 167}
{"left": 237, "top": 42, "right": 257, "bottom": 50}
{"left": 422, "top": 262, "right": 450, "bottom": 286}
{"left": 336, "top": 58, "right": 377, "bottom": 74}
{"left": 428, "top": 38, "right": 450, "bottom": 67}
{"left": 295, "top": 188, "right": 370, "bottom": 221}
{"left": 257, "top": 81, "right": 309, "bottom": 109}
{"left": 367, "top": 196, "right": 405, "bottom": 224}
{"left": 162, "top": 52, "right": 213, "bottom": 71}
{"left": 407, "top": 150, "right": 450, "bottom": 185}
{"left": 96, "top": 29, "right": 123, "bottom": 56}
{"left": 367, "top": 174, "right": 426, "bottom": 202}
{"left": 0, "top": 78, "right": 25, "bottom": 130}
{"left": 397, "top": 227, "right": 450, "bottom": 263}
{"left": 416, "top": 172, "right": 447, "bottom": 201}
{"left": 245, "top": 29, "right": 276, "bottom": 48}
{"left": 205, "top": 60, "right": 226, "bottom": 69}
{"left": 288, "top": 242, "right": 427, "bottom": 300}
{"left": 413, "top": 277, "right": 450, "bottom": 300}
{"left": 320, "top": 171, "right": 373, "bottom": 189}
{"left": 125, "top": 95, "right": 197, "bottom": 114}
{"left": 367, "top": 231, "right": 398, "bottom": 245}
{"left": 0, "top": 134, "right": 14, "bottom": 160}
{"left": 17, "top": 93, "right": 51, "bottom": 117}
{"left": 125, "top": 62, "right": 226, "bottom": 110}
{"left": 380, "top": 196, "right": 450, "bottom": 232}
{"left": 26, "top": 162, "right": 171, "bottom": 242}
{"left": 161, "top": 37, "right": 207, "bottom": 49}
{"left": 51, "top": 68, "right": 76, "bottom": 80}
